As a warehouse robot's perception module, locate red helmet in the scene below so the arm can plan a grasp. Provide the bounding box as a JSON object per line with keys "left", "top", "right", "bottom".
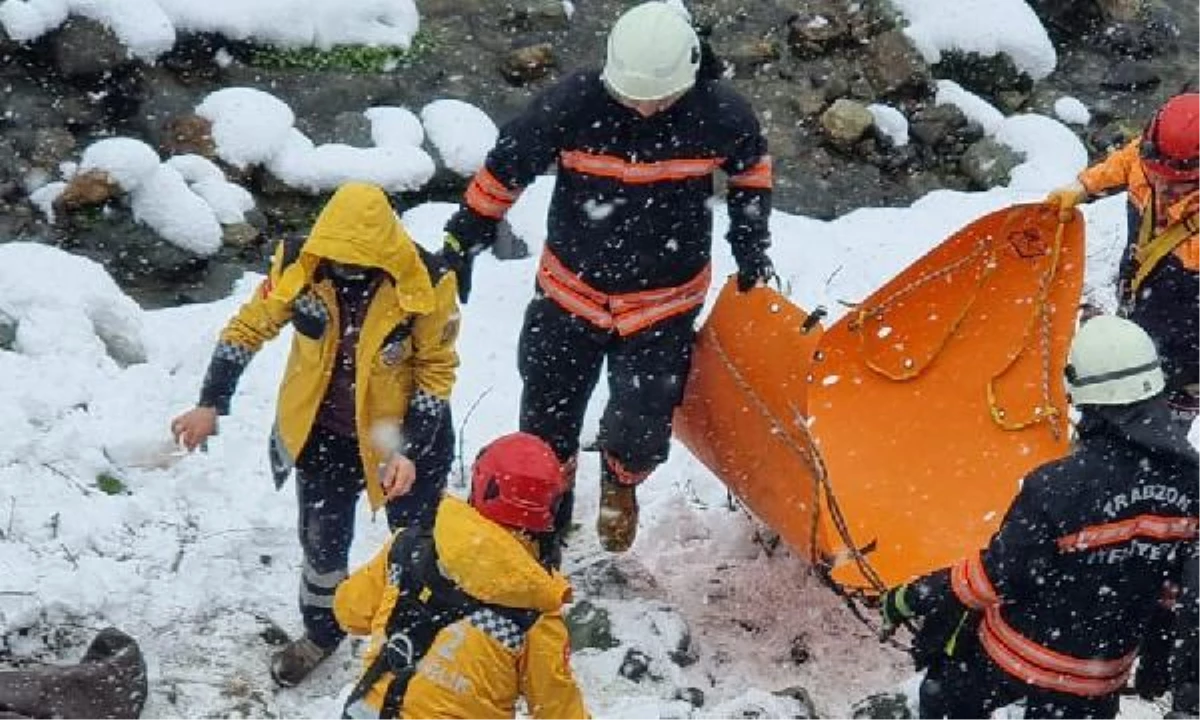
{"left": 470, "top": 433, "right": 565, "bottom": 533}
{"left": 1140, "top": 93, "right": 1199, "bottom": 183}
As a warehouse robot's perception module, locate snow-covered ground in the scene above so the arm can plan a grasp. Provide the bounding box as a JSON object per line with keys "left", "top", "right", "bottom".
{"left": 0, "top": 0, "right": 1187, "bottom": 718}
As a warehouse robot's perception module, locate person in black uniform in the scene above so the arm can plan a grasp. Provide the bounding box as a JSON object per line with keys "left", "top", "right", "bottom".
{"left": 439, "top": 1, "right": 775, "bottom": 555}
{"left": 880, "top": 315, "right": 1199, "bottom": 719}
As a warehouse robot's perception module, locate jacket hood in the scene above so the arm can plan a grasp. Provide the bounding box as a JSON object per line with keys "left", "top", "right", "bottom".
{"left": 269, "top": 182, "right": 435, "bottom": 313}
{"left": 1078, "top": 398, "right": 1199, "bottom": 466}
{"left": 433, "top": 497, "right": 571, "bottom": 613}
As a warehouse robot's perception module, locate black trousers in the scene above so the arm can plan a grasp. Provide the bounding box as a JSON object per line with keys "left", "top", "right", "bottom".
{"left": 517, "top": 295, "right": 698, "bottom": 475}
{"left": 919, "top": 629, "right": 1119, "bottom": 719}
{"left": 293, "top": 419, "right": 452, "bottom": 649}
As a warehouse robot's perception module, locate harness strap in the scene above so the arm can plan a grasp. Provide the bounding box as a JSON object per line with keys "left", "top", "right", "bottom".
{"left": 536, "top": 250, "right": 710, "bottom": 336}
{"left": 1132, "top": 211, "right": 1199, "bottom": 294}
{"left": 343, "top": 527, "right": 540, "bottom": 719}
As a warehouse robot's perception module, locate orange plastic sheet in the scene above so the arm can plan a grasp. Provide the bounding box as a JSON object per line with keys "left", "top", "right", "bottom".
{"left": 674, "top": 203, "right": 1085, "bottom": 593}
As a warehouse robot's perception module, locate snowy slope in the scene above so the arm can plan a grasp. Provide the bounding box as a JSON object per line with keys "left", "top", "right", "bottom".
{"left": 1, "top": 171, "right": 1163, "bottom": 717}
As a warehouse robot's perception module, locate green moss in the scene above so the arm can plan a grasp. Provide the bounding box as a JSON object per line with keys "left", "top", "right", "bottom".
{"left": 247, "top": 32, "right": 438, "bottom": 73}
{"left": 95, "top": 472, "right": 128, "bottom": 496}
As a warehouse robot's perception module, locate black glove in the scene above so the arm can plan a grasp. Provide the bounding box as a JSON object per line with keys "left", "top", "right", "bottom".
{"left": 735, "top": 248, "right": 775, "bottom": 292}
{"left": 291, "top": 290, "right": 328, "bottom": 339}
{"left": 440, "top": 234, "right": 475, "bottom": 304}
{"left": 881, "top": 584, "right": 916, "bottom": 629}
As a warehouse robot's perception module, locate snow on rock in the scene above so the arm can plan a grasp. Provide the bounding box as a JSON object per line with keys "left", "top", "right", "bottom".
{"left": 1, "top": 0, "right": 419, "bottom": 58}
{"left": 936, "top": 79, "right": 1005, "bottom": 135}
{"left": 934, "top": 81, "right": 1087, "bottom": 192}
{"left": 1054, "top": 96, "right": 1092, "bottom": 126}
{"left": 130, "top": 164, "right": 224, "bottom": 255}
{"left": 28, "top": 180, "right": 67, "bottom": 222}
{"left": 420, "top": 99, "right": 498, "bottom": 176}
{"left": 268, "top": 129, "right": 435, "bottom": 193}
{"left": 366, "top": 106, "right": 425, "bottom": 148}
{"left": 200, "top": 89, "right": 437, "bottom": 193}
{"left": 166, "top": 154, "right": 255, "bottom": 224}
{"left": 72, "top": 0, "right": 175, "bottom": 59}
{"left": 892, "top": 0, "right": 1056, "bottom": 80}
{"left": 995, "top": 114, "right": 1088, "bottom": 192}
{"left": 867, "top": 103, "right": 909, "bottom": 147}
{"left": 79, "top": 137, "right": 161, "bottom": 192}
{"left": 0, "top": 0, "right": 68, "bottom": 42}
{"left": 0, "top": 242, "right": 146, "bottom": 365}
{"left": 196, "top": 87, "right": 296, "bottom": 170}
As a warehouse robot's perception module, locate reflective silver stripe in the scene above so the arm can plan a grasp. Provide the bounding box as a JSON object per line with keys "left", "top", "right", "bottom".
{"left": 303, "top": 563, "right": 347, "bottom": 589}
{"left": 467, "top": 609, "right": 527, "bottom": 651}
{"left": 299, "top": 585, "right": 336, "bottom": 609}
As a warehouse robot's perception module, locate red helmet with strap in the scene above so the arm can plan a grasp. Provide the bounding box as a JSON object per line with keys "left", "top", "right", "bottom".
{"left": 470, "top": 432, "right": 565, "bottom": 533}
{"left": 1140, "top": 93, "right": 1199, "bottom": 183}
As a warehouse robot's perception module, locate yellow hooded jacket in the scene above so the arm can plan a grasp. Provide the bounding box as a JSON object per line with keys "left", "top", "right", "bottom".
{"left": 214, "top": 182, "right": 459, "bottom": 510}
{"left": 334, "top": 497, "right": 589, "bottom": 719}
{"left": 1078, "top": 138, "right": 1198, "bottom": 272}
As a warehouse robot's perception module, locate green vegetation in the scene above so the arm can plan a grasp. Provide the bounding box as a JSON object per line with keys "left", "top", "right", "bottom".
{"left": 248, "top": 32, "right": 438, "bottom": 73}
{"left": 95, "top": 472, "right": 128, "bottom": 495}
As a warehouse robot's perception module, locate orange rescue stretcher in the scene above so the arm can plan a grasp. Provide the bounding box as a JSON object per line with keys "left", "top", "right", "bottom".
{"left": 674, "top": 203, "right": 1086, "bottom": 594}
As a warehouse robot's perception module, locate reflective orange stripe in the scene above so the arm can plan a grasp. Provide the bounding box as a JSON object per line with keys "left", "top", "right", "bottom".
{"left": 536, "top": 250, "right": 710, "bottom": 336}
{"left": 603, "top": 452, "right": 651, "bottom": 485}
{"left": 950, "top": 552, "right": 1000, "bottom": 609}
{"left": 1057, "top": 515, "right": 1198, "bottom": 552}
{"left": 729, "top": 156, "right": 773, "bottom": 189}
{"left": 979, "top": 607, "right": 1133, "bottom": 697}
{"left": 560, "top": 150, "right": 723, "bottom": 184}
{"left": 465, "top": 168, "right": 519, "bottom": 219}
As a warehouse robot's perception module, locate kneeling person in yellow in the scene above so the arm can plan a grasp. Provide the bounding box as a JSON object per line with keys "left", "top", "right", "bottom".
{"left": 334, "top": 432, "right": 588, "bottom": 719}
{"left": 170, "top": 181, "right": 460, "bottom": 687}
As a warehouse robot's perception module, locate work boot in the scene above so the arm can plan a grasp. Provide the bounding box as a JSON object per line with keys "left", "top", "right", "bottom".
{"left": 597, "top": 477, "right": 638, "bottom": 552}
{"left": 270, "top": 636, "right": 334, "bottom": 688}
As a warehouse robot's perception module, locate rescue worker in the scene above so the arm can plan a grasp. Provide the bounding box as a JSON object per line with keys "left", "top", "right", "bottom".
{"left": 879, "top": 315, "right": 1199, "bottom": 718}
{"left": 439, "top": 1, "right": 775, "bottom": 555}
{"left": 169, "top": 182, "right": 460, "bottom": 687}
{"left": 333, "top": 432, "right": 588, "bottom": 719}
{"left": 1046, "top": 93, "right": 1199, "bottom": 421}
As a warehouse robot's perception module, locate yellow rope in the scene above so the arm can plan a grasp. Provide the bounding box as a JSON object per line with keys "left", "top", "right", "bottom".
{"left": 985, "top": 218, "right": 1067, "bottom": 435}
{"left": 853, "top": 238, "right": 996, "bottom": 381}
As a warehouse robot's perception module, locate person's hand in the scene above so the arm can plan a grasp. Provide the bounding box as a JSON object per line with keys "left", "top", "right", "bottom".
{"left": 439, "top": 234, "right": 475, "bottom": 304}
{"left": 1045, "top": 181, "right": 1086, "bottom": 222}
{"left": 735, "top": 248, "right": 775, "bottom": 292}
{"left": 379, "top": 452, "right": 417, "bottom": 501}
{"left": 171, "top": 406, "right": 218, "bottom": 452}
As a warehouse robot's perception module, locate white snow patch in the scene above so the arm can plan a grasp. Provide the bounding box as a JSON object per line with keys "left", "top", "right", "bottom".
{"left": 196, "top": 87, "right": 296, "bottom": 170}
{"left": 1054, "top": 96, "right": 1092, "bottom": 126}
{"left": 892, "top": 0, "right": 1056, "bottom": 79}
{"left": 365, "top": 106, "right": 425, "bottom": 148}
{"left": 868, "top": 103, "right": 909, "bottom": 147}
{"left": 420, "top": 99, "right": 498, "bottom": 177}
{"left": 130, "top": 164, "right": 223, "bottom": 255}
{"left": 79, "top": 137, "right": 161, "bottom": 192}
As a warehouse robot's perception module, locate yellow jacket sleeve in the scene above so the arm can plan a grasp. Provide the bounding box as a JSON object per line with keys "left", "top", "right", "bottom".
{"left": 217, "top": 244, "right": 294, "bottom": 352}
{"left": 333, "top": 536, "right": 393, "bottom": 636}
{"left": 408, "top": 274, "right": 460, "bottom": 401}
{"left": 521, "top": 614, "right": 589, "bottom": 719}
{"left": 1078, "top": 139, "right": 1140, "bottom": 196}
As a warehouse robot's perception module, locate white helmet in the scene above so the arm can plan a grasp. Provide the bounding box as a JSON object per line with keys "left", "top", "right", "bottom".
{"left": 1066, "top": 315, "right": 1165, "bottom": 406}
{"left": 601, "top": 2, "right": 700, "bottom": 102}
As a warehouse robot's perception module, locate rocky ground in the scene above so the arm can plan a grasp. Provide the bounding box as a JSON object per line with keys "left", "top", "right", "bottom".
{"left": 0, "top": 0, "right": 1194, "bottom": 304}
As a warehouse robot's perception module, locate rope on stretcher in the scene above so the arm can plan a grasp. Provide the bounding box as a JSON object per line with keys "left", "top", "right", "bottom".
{"left": 850, "top": 210, "right": 1070, "bottom": 438}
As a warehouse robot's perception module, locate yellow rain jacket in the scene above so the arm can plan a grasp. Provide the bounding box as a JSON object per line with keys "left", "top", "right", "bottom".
{"left": 216, "top": 182, "right": 459, "bottom": 510}
{"left": 334, "top": 496, "right": 588, "bottom": 719}
{"left": 1078, "top": 138, "right": 1199, "bottom": 272}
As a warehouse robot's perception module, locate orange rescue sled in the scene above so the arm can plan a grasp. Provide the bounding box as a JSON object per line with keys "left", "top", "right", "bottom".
{"left": 674, "top": 203, "right": 1085, "bottom": 593}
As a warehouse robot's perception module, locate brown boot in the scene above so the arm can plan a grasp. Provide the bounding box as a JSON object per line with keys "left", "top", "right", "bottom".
{"left": 597, "top": 477, "right": 638, "bottom": 552}
{"left": 270, "top": 636, "right": 334, "bottom": 688}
